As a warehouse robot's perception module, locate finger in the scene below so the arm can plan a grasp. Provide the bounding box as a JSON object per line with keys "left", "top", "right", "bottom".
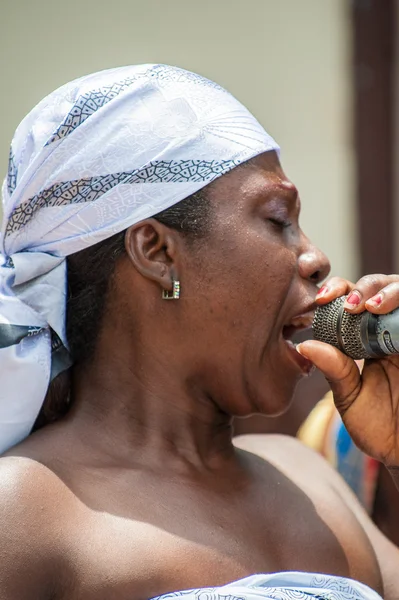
{"left": 343, "top": 274, "right": 399, "bottom": 314}
{"left": 297, "top": 340, "right": 361, "bottom": 416}
{"left": 316, "top": 276, "right": 355, "bottom": 304}
{"left": 364, "top": 281, "right": 399, "bottom": 315}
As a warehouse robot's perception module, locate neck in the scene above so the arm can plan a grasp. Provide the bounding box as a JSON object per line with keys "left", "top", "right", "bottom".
{"left": 66, "top": 338, "right": 235, "bottom": 472}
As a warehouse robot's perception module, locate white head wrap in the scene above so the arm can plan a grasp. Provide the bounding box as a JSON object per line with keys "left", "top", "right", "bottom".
{"left": 0, "top": 64, "right": 279, "bottom": 453}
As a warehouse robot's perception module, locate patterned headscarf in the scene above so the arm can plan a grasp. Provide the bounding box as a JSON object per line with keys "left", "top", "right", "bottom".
{"left": 0, "top": 64, "right": 279, "bottom": 454}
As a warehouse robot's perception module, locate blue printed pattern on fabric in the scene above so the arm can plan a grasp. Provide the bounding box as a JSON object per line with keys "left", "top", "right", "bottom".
{"left": 5, "top": 159, "right": 239, "bottom": 235}
{"left": 2, "top": 257, "right": 14, "bottom": 269}
{"left": 45, "top": 65, "right": 224, "bottom": 146}
{"left": 150, "top": 573, "right": 382, "bottom": 600}
{"left": 45, "top": 74, "right": 145, "bottom": 145}
{"left": 7, "top": 149, "right": 18, "bottom": 195}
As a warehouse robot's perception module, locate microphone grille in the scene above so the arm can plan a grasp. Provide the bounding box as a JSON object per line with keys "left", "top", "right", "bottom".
{"left": 313, "top": 296, "right": 343, "bottom": 350}
{"left": 313, "top": 295, "right": 372, "bottom": 359}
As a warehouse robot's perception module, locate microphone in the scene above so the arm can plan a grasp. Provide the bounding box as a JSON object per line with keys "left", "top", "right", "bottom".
{"left": 312, "top": 295, "right": 399, "bottom": 359}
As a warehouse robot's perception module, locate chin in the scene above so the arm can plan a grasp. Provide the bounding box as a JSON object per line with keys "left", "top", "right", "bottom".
{"left": 244, "top": 377, "right": 300, "bottom": 418}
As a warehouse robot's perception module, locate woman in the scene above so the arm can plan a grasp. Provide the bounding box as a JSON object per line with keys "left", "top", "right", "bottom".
{"left": 0, "top": 64, "right": 398, "bottom": 600}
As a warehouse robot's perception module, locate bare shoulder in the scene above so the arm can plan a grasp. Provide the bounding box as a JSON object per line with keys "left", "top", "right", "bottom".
{"left": 234, "top": 432, "right": 383, "bottom": 518}
{"left": 234, "top": 433, "right": 399, "bottom": 600}
{"left": 0, "top": 452, "right": 68, "bottom": 494}
{"left": 234, "top": 433, "right": 359, "bottom": 507}
{"left": 0, "top": 455, "right": 74, "bottom": 599}
{"left": 234, "top": 432, "right": 370, "bottom": 531}
{"left": 0, "top": 453, "right": 77, "bottom": 519}
{"left": 235, "top": 432, "right": 328, "bottom": 464}
{"left": 234, "top": 433, "right": 336, "bottom": 482}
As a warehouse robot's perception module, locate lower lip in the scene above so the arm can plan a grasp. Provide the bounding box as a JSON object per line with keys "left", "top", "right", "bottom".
{"left": 283, "top": 339, "right": 314, "bottom": 375}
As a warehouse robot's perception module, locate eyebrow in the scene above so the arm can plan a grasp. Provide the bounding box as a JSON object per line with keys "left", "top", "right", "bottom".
{"left": 258, "top": 184, "right": 298, "bottom": 206}
{"left": 264, "top": 189, "right": 301, "bottom": 216}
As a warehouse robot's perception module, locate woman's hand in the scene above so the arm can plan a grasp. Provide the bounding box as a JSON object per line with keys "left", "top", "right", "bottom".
{"left": 298, "top": 274, "right": 399, "bottom": 467}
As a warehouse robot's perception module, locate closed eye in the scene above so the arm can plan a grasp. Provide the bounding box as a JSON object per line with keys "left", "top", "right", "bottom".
{"left": 268, "top": 218, "right": 292, "bottom": 229}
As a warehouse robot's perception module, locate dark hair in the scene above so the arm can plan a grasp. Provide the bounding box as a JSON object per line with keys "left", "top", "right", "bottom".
{"left": 33, "top": 189, "right": 211, "bottom": 431}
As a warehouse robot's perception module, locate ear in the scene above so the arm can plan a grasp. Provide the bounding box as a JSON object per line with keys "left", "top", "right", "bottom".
{"left": 124, "top": 219, "right": 179, "bottom": 292}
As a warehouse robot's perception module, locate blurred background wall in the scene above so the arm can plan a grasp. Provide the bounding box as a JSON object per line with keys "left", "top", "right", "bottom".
{"left": 395, "top": 1, "right": 399, "bottom": 270}
{"left": 0, "top": 0, "right": 357, "bottom": 280}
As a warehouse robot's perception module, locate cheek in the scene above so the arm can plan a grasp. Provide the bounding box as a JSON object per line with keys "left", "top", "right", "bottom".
{"left": 216, "top": 238, "right": 296, "bottom": 313}
{"left": 185, "top": 240, "right": 296, "bottom": 340}
{"left": 178, "top": 241, "right": 301, "bottom": 415}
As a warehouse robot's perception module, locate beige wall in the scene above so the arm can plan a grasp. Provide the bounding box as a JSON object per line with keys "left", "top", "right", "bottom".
{"left": 1, "top": 0, "right": 357, "bottom": 279}
{"left": 395, "top": 0, "right": 399, "bottom": 272}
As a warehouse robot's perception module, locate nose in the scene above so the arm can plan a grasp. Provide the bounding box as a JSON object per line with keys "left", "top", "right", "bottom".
{"left": 298, "top": 234, "right": 330, "bottom": 285}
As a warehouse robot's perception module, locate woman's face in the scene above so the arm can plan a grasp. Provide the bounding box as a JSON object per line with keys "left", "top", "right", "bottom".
{"left": 175, "top": 151, "right": 331, "bottom": 417}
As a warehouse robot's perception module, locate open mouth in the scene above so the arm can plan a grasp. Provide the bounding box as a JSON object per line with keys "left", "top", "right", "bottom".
{"left": 281, "top": 313, "right": 314, "bottom": 375}
{"left": 282, "top": 314, "right": 313, "bottom": 342}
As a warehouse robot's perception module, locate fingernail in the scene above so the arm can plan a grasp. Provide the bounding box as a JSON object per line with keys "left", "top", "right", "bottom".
{"left": 296, "top": 344, "right": 314, "bottom": 376}
{"left": 316, "top": 285, "right": 328, "bottom": 298}
{"left": 366, "top": 292, "right": 383, "bottom": 308}
{"left": 344, "top": 291, "right": 361, "bottom": 308}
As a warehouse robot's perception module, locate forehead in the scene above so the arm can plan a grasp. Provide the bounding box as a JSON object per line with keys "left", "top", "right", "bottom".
{"left": 208, "top": 151, "right": 297, "bottom": 206}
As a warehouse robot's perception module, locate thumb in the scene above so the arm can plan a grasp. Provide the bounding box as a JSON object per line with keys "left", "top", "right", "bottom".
{"left": 297, "top": 340, "right": 362, "bottom": 416}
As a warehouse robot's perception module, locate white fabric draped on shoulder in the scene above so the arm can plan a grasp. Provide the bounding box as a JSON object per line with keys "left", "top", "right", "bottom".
{"left": 0, "top": 64, "right": 279, "bottom": 454}
{"left": 150, "top": 572, "right": 383, "bottom": 600}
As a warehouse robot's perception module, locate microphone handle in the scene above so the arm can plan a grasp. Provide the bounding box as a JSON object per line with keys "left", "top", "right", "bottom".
{"left": 362, "top": 308, "right": 399, "bottom": 357}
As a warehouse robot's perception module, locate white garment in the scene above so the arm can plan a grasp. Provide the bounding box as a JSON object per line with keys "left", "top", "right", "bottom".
{"left": 0, "top": 64, "right": 279, "bottom": 453}
{"left": 151, "top": 573, "right": 383, "bottom": 600}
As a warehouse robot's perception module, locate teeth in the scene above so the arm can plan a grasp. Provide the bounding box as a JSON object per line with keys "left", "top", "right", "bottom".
{"left": 285, "top": 340, "right": 299, "bottom": 349}
{"left": 288, "top": 315, "right": 313, "bottom": 329}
